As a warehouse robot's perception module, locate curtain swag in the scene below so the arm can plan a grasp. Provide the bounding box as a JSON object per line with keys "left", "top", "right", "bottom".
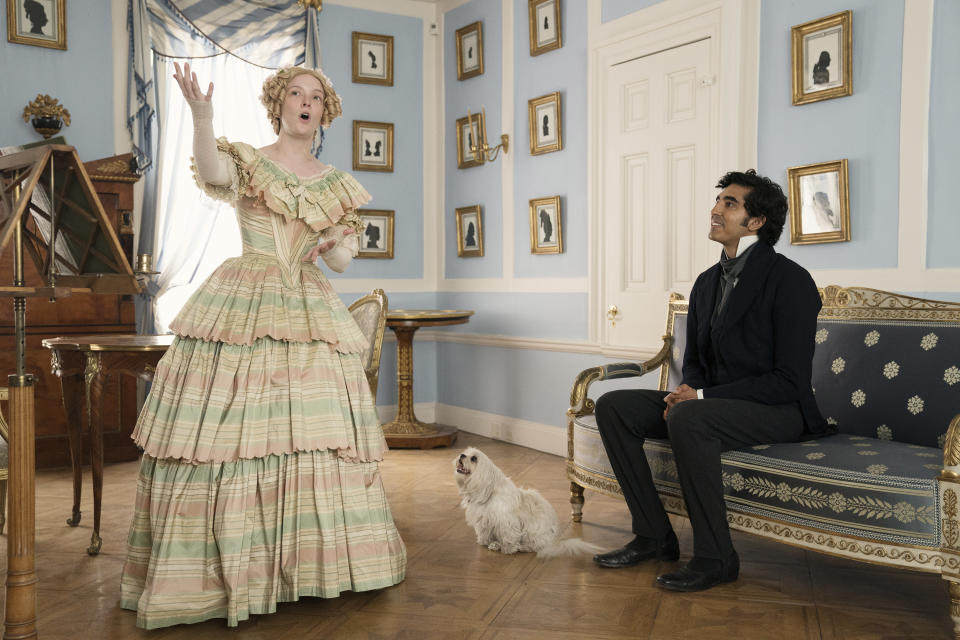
{"left": 127, "top": 0, "right": 323, "bottom": 170}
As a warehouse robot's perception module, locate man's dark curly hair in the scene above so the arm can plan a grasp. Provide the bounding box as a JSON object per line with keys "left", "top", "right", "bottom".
{"left": 716, "top": 169, "right": 788, "bottom": 246}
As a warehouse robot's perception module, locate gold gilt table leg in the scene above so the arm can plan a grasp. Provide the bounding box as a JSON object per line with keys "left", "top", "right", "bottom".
{"left": 382, "top": 326, "right": 426, "bottom": 433}
{"left": 381, "top": 325, "right": 456, "bottom": 449}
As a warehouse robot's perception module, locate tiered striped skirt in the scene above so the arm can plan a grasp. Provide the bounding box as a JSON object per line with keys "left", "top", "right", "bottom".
{"left": 119, "top": 274, "right": 406, "bottom": 628}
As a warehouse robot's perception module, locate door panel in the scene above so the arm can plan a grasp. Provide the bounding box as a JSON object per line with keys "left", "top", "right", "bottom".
{"left": 602, "top": 38, "right": 714, "bottom": 352}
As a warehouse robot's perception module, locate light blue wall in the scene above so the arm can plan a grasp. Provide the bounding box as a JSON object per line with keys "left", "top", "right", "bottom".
{"left": 436, "top": 292, "right": 587, "bottom": 339}
{"left": 0, "top": 4, "right": 114, "bottom": 160}
{"left": 927, "top": 0, "right": 960, "bottom": 268}
{"left": 513, "top": 0, "right": 588, "bottom": 278}
{"left": 601, "top": 0, "right": 663, "bottom": 24}
{"left": 444, "top": 0, "right": 503, "bottom": 278}
{"left": 316, "top": 5, "right": 424, "bottom": 278}
{"left": 758, "top": 0, "right": 904, "bottom": 270}
{"left": 438, "top": 343, "right": 659, "bottom": 427}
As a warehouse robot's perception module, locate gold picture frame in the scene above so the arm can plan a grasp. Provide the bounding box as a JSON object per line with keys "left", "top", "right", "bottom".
{"left": 455, "top": 111, "right": 486, "bottom": 169}
{"left": 528, "top": 92, "right": 562, "bottom": 155}
{"left": 352, "top": 31, "right": 393, "bottom": 86}
{"left": 529, "top": 196, "right": 562, "bottom": 254}
{"left": 7, "top": 0, "right": 66, "bottom": 50}
{"left": 357, "top": 209, "right": 395, "bottom": 259}
{"left": 528, "top": 0, "right": 561, "bottom": 56}
{"left": 353, "top": 120, "right": 394, "bottom": 172}
{"left": 456, "top": 21, "right": 484, "bottom": 80}
{"left": 787, "top": 159, "right": 850, "bottom": 245}
{"left": 455, "top": 205, "right": 483, "bottom": 257}
{"left": 791, "top": 10, "right": 852, "bottom": 106}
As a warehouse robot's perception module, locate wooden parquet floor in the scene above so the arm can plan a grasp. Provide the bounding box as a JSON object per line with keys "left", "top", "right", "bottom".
{"left": 0, "top": 432, "right": 952, "bottom": 639}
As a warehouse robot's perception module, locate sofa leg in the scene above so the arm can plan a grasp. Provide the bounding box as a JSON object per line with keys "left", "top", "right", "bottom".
{"left": 950, "top": 581, "right": 960, "bottom": 639}
{"left": 570, "top": 482, "right": 584, "bottom": 522}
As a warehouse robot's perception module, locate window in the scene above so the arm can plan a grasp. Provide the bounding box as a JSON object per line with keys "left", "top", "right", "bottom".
{"left": 151, "top": 54, "right": 275, "bottom": 332}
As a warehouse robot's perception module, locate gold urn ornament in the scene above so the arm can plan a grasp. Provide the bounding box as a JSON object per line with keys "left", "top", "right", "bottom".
{"left": 22, "top": 94, "right": 72, "bottom": 139}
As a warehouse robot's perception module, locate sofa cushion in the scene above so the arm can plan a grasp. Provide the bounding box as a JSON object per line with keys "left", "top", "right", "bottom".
{"left": 811, "top": 319, "right": 959, "bottom": 448}
{"left": 572, "top": 415, "right": 939, "bottom": 548}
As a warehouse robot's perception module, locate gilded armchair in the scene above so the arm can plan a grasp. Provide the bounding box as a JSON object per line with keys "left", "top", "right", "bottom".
{"left": 348, "top": 289, "right": 388, "bottom": 400}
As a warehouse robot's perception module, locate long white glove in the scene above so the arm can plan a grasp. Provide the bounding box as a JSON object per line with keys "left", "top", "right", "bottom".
{"left": 188, "top": 99, "right": 232, "bottom": 186}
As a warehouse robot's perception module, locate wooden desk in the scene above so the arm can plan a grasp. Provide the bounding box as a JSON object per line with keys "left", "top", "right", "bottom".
{"left": 41, "top": 334, "right": 173, "bottom": 555}
{"left": 382, "top": 309, "right": 473, "bottom": 449}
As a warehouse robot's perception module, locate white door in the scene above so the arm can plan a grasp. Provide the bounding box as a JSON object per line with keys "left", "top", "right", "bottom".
{"left": 600, "top": 37, "right": 715, "bottom": 353}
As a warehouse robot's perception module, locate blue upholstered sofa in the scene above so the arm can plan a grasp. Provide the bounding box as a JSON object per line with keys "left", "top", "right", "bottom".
{"left": 567, "top": 286, "right": 960, "bottom": 632}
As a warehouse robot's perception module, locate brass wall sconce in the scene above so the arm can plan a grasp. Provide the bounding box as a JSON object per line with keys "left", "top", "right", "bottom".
{"left": 466, "top": 107, "right": 509, "bottom": 162}
{"left": 22, "top": 94, "right": 71, "bottom": 139}
{"left": 298, "top": 0, "right": 322, "bottom": 9}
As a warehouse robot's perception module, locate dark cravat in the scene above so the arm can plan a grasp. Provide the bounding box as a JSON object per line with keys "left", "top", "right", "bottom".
{"left": 712, "top": 242, "right": 756, "bottom": 323}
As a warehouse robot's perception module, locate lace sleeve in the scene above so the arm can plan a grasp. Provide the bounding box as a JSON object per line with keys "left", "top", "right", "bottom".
{"left": 189, "top": 137, "right": 251, "bottom": 203}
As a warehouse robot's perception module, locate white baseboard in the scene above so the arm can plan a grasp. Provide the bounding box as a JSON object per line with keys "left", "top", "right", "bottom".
{"left": 435, "top": 404, "right": 566, "bottom": 457}
{"left": 375, "top": 402, "right": 567, "bottom": 457}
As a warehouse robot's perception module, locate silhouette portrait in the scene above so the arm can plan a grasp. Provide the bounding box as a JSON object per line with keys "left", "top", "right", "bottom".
{"left": 364, "top": 140, "right": 372, "bottom": 157}
{"left": 812, "top": 50, "right": 830, "bottom": 85}
{"left": 373, "top": 141, "right": 381, "bottom": 157}
{"left": 23, "top": 0, "right": 48, "bottom": 35}
{"left": 367, "top": 51, "right": 378, "bottom": 69}
{"left": 542, "top": 115, "right": 550, "bottom": 137}
{"left": 544, "top": 16, "right": 549, "bottom": 30}
{"left": 465, "top": 222, "right": 476, "bottom": 247}
{"left": 364, "top": 222, "right": 381, "bottom": 249}
{"left": 539, "top": 209, "right": 553, "bottom": 243}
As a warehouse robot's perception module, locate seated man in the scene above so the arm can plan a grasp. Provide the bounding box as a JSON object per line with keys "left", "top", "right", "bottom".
{"left": 593, "top": 170, "right": 828, "bottom": 591}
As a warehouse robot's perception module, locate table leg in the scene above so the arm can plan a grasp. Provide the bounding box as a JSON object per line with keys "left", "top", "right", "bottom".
{"left": 381, "top": 325, "right": 456, "bottom": 449}
{"left": 84, "top": 353, "right": 103, "bottom": 556}
{"left": 55, "top": 351, "right": 84, "bottom": 528}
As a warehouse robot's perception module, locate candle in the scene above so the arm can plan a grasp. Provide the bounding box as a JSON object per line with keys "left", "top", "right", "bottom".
{"left": 466, "top": 109, "right": 479, "bottom": 159}
{"left": 481, "top": 106, "right": 487, "bottom": 151}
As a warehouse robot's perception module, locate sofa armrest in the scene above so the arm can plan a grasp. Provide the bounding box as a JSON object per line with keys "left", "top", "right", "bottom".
{"left": 940, "top": 413, "right": 960, "bottom": 480}
{"left": 568, "top": 334, "right": 673, "bottom": 416}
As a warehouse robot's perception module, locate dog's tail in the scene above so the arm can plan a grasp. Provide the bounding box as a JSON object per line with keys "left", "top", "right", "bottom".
{"left": 537, "top": 538, "right": 603, "bottom": 558}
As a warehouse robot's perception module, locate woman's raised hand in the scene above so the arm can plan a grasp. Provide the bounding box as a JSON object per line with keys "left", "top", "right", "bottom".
{"left": 172, "top": 61, "right": 213, "bottom": 102}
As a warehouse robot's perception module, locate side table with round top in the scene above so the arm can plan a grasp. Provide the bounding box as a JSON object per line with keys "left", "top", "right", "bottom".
{"left": 382, "top": 309, "right": 473, "bottom": 449}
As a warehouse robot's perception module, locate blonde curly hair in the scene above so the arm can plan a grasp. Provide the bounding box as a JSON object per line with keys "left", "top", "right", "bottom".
{"left": 260, "top": 66, "right": 342, "bottom": 135}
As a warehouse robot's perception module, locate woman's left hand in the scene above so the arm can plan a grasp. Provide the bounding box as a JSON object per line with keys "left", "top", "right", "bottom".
{"left": 303, "top": 239, "right": 336, "bottom": 262}
{"left": 302, "top": 226, "right": 358, "bottom": 262}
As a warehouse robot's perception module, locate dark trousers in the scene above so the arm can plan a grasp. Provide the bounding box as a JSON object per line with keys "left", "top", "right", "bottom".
{"left": 595, "top": 389, "right": 804, "bottom": 561}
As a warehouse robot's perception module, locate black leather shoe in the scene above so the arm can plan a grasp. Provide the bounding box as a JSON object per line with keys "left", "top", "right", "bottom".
{"left": 656, "top": 553, "right": 739, "bottom": 591}
{"left": 593, "top": 532, "right": 680, "bottom": 568}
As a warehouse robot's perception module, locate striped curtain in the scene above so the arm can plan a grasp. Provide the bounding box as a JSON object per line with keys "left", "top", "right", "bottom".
{"left": 127, "top": 0, "right": 322, "bottom": 170}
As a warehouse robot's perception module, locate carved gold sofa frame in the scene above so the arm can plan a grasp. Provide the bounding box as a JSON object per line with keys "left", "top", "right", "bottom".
{"left": 567, "top": 286, "right": 960, "bottom": 636}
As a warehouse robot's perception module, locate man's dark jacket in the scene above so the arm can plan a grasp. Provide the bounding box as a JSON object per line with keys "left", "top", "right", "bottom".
{"left": 681, "top": 241, "right": 827, "bottom": 435}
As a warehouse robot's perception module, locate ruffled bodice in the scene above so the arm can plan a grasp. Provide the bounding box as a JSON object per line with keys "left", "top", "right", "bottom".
{"left": 174, "top": 139, "right": 371, "bottom": 351}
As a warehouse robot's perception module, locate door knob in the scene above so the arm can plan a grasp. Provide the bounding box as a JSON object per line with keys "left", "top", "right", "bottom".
{"left": 607, "top": 305, "right": 620, "bottom": 327}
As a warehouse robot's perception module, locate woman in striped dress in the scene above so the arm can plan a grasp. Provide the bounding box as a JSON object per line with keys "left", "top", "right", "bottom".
{"left": 119, "top": 62, "right": 406, "bottom": 629}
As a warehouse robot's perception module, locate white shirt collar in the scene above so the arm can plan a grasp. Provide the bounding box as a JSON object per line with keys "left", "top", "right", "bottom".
{"left": 734, "top": 234, "right": 759, "bottom": 258}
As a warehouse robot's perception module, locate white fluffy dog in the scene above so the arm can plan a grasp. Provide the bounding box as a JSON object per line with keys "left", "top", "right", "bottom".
{"left": 454, "top": 447, "right": 601, "bottom": 558}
